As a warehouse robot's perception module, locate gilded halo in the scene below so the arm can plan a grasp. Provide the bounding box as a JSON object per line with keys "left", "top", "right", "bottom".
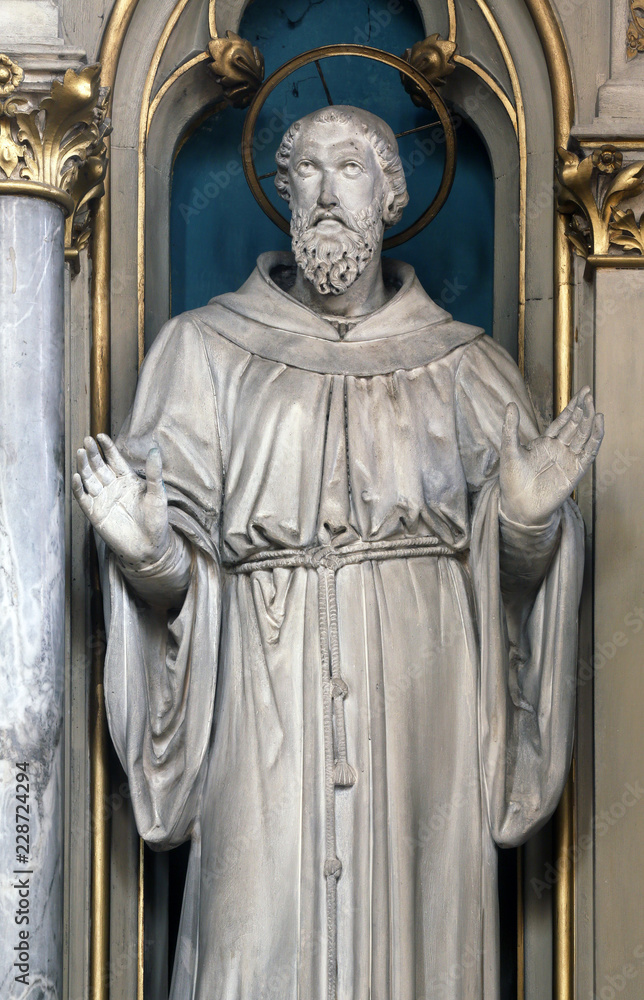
{"left": 240, "top": 43, "right": 457, "bottom": 250}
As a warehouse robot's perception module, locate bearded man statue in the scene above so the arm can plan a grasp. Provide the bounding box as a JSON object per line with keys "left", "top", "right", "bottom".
{"left": 73, "top": 106, "right": 602, "bottom": 1000}
{"left": 280, "top": 108, "right": 409, "bottom": 296}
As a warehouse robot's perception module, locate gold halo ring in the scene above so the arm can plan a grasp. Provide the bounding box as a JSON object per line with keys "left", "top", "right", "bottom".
{"left": 241, "top": 43, "right": 456, "bottom": 249}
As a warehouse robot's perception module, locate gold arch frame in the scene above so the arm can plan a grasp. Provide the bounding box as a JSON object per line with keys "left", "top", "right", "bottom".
{"left": 89, "top": 2, "right": 576, "bottom": 999}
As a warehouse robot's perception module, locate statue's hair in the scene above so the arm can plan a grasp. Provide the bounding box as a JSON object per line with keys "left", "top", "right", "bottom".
{"left": 275, "top": 106, "right": 409, "bottom": 227}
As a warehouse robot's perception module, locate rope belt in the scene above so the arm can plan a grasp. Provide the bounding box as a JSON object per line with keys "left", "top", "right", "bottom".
{"left": 227, "top": 536, "right": 459, "bottom": 999}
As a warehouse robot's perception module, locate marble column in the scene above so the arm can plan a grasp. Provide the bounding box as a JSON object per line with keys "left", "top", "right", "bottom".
{"left": 0, "top": 195, "right": 65, "bottom": 999}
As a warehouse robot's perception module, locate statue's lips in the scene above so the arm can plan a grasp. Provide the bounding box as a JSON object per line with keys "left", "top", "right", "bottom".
{"left": 314, "top": 216, "right": 348, "bottom": 232}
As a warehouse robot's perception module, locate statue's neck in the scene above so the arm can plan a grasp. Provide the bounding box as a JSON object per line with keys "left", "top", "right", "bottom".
{"left": 290, "top": 252, "right": 393, "bottom": 319}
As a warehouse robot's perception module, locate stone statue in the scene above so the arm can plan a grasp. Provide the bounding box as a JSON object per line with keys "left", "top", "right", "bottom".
{"left": 72, "top": 106, "right": 603, "bottom": 1000}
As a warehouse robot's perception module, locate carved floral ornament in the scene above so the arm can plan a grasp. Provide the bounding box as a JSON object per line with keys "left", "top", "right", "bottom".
{"left": 401, "top": 34, "right": 457, "bottom": 104}
{"left": 557, "top": 144, "right": 644, "bottom": 261}
{"left": 0, "top": 60, "right": 110, "bottom": 270}
{"left": 206, "top": 30, "right": 458, "bottom": 111}
{"left": 0, "top": 54, "right": 23, "bottom": 96}
{"left": 207, "top": 31, "right": 265, "bottom": 108}
{"left": 627, "top": 1, "right": 644, "bottom": 60}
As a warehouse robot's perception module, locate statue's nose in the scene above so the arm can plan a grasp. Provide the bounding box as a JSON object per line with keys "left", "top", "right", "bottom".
{"left": 317, "top": 173, "right": 339, "bottom": 209}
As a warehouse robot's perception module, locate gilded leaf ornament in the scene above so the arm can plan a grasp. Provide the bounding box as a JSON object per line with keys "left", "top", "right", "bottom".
{"left": 0, "top": 56, "right": 26, "bottom": 179}
{"left": 207, "top": 31, "right": 265, "bottom": 108}
{"left": 0, "top": 60, "right": 110, "bottom": 270}
{"left": 609, "top": 208, "right": 644, "bottom": 255}
{"left": 627, "top": 1, "right": 644, "bottom": 60}
{"left": 400, "top": 34, "right": 457, "bottom": 106}
{"left": 556, "top": 144, "right": 644, "bottom": 259}
{"left": 0, "top": 100, "right": 25, "bottom": 178}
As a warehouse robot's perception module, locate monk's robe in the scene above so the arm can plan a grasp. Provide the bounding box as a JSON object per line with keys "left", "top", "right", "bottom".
{"left": 102, "top": 252, "right": 584, "bottom": 1000}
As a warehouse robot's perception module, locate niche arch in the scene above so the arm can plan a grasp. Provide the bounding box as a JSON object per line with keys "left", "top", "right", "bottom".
{"left": 107, "top": 0, "right": 557, "bottom": 434}
{"left": 92, "top": 2, "right": 578, "bottom": 999}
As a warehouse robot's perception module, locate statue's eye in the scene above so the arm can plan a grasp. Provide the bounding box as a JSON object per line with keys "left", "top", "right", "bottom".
{"left": 343, "top": 161, "right": 364, "bottom": 175}
{"left": 295, "top": 160, "right": 315, "bottom": 176}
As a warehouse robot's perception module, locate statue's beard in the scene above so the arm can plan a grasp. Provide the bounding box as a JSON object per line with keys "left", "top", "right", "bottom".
{"left": 290, "top": 202, "right": 384, "bottom": 296}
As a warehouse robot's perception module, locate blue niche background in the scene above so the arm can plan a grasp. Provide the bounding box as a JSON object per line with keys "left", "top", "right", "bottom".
{"left": 170, "top": 0, "right": 496, "bottom": 336}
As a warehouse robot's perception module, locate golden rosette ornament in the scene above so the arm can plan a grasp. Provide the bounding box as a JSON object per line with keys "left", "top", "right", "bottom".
{"left": 400, "top": 34, "right": 457, "bottom": 107}
{"left": 591, "top": 145, "right": 623, "bottom": 175}
{"left": 208, "top": 31, "right": 265, "bottom": 109}
{"left": 0, "top": 54, "right": 23, "bottom": 97}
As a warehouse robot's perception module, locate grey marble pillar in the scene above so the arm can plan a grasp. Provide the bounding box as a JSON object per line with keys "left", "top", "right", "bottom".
{"left": 0, "top": 196, "right": 65, "bottom": 999}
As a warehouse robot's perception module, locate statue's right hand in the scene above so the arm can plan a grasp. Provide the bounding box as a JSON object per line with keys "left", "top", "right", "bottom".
{"left": 72, "top": 434, "right": 172, "bottom": 569}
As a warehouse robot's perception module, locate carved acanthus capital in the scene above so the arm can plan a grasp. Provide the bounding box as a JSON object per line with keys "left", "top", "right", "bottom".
{"left": 207, "top": 32, "right": 265, "bottom": 109}
{"left": 556, "top": 144, "right": 644, "bottom": 262}
{"left": 401, "top": 34, "right": 457, "bottom": 106}
{"left": 0, "top": 60, "right": 110, "bottom": 271}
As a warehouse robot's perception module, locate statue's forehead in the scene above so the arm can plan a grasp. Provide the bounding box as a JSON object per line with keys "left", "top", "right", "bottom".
{"left": 291, "top": 119, "right": 376, "bottom": 161}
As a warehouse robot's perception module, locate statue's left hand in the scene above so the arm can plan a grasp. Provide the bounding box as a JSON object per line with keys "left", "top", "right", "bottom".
{"left": 499, "top": 386, "right": 604, "bottom": 526}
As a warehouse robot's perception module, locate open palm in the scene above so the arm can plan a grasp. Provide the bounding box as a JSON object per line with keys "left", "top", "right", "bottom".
{"left": 499, "top": 386, "right": 604, "bottom": 526}
{"left": 72, "top": 434, "right": 171, "bottom": 568}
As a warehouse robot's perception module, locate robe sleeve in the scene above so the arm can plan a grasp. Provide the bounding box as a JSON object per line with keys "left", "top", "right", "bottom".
{"left": 455, "top": 335, "right": 585, "bottom": 847}
{"left": 102, "top": 314, "right": 224, "bottom": 848}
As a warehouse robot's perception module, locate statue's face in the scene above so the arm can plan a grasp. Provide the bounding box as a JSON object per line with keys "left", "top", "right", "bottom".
{"left": 288, "top": 119, "right": 387, "bottom": 230}
{"left": 287, "top": 119, "right": 388, "bottom": 296}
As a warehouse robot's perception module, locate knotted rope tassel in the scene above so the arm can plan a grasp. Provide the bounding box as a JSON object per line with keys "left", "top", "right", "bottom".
{"left": 325, "top": 567, "right": 357, "bottom": 789}
{"left": 318, "top": 564, "right": 357, "bottom": 1000}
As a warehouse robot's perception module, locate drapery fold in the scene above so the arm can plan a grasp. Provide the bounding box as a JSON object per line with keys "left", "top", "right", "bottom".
{"left": 472, "top": 478, "right": 584, "bottom": 847}
{"left": 103, "top": 505, "right": 221, "bottom": 847}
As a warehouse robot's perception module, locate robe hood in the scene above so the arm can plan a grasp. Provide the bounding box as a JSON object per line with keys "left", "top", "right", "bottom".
{"left": 194, "top": 251, "right": 484, "bottom": 377}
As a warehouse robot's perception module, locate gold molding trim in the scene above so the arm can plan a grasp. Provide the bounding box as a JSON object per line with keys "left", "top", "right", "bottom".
{"left": 453, "top": 54, "right": 518, "bottom": 134}
{"left": 627, "top": 1, "right": 644, "bottom": 60}
{"left": 137, "top": 0, "right": 201, "bottom": 367}
{"left": 208, "top": 0, "right": 218, "bottom": 40}
{"left": 575, "top": 138, "right": 644, "bottom": 151}
{"left": 137, "top": 838, "right": 145, "bottom": 1000}
{"left": 0, "top": 178, "right": 74, "bottom": 212}
{"left": 148, "top": 52, "right": 210, "bottom": 130}
{"left": 0, "top": 62, "right": 110, "bottom": 271}
{"left": 587, "top": 253, "right": 644, "bottom": 268}
{"left": 471, "top": 0, "right": 527, "bottom": 373}
{"left": 521, "top": 6, "right": 575, "bottom": 1000}
{"left": 91, "top": 9, "right": 143, "bottom": 1000}
{"left": 447, "top": 0, "right": 457, "bottom": 43}
{"left": 557, "top": 144, "right": 644, "bottom": 260}
{"left": 523, "top": 0, "right": 574, "bottom": 429}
